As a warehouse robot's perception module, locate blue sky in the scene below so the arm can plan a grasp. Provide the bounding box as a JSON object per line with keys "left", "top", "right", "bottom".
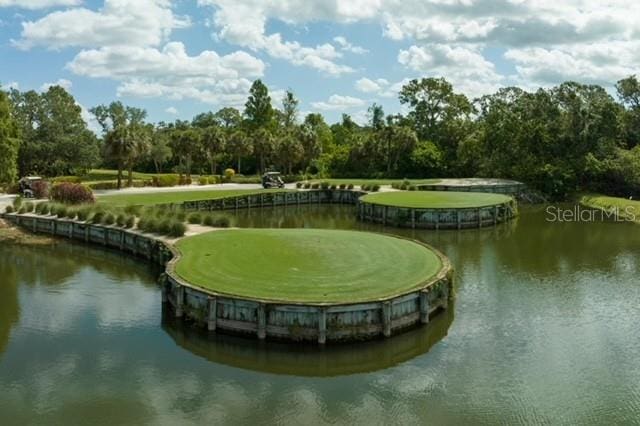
{"left": 1, "top": 0, "right": 638, "bottom": 128}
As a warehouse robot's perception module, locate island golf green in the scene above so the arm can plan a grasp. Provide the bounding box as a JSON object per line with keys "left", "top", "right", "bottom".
{"left": 360, "top": 190, "right": 512, "bottom": 209}
{"left": 173, "top": 229, "right": 444, "bottom": 304}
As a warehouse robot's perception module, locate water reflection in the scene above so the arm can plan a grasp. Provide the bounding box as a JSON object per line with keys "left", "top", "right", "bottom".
{"left": 161, "top": 303, "right": 454, "bottom": 377}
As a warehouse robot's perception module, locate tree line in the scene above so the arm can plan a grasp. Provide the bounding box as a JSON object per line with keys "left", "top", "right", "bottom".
{"left": 1, "top": 76, "right": 640, "bottom": 199}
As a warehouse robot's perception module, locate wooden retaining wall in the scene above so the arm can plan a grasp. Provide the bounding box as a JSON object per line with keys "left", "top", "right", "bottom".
{"left": 417, "top": 182, "right": 525, "bottom": 195}
{"left": 2, "top": 212, "right": 454, "bottom": 344}
{"left": 357, "top": 199, "right": 518, "bottom": 229}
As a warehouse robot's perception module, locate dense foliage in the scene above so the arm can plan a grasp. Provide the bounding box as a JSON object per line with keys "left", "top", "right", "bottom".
{"left": 3, "top": 75, "right": 640, "bottom": 199}
{"left": 50, "top": 183, "right": 95, "bottom": 205}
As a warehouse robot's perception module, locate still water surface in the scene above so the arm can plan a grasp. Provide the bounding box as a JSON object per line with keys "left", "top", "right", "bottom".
{"left": 1, "top": 205, "right": 639, "bottom": 425}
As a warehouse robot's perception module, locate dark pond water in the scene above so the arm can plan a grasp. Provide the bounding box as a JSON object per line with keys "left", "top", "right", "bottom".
{"left": 1, "top": 205, "right": 639, "bottom": 425}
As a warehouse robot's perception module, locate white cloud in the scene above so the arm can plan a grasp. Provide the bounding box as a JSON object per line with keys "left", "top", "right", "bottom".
{"left": 398, "top": 44, "right": 504, "bottom": 96}
{"left": 0, "top": 0, "right": 80, "bottom": 9}
{"left": 311, "top": 94, "right": 365, "bottom": 111}
{"left": 333, "top": 36, "right": 368, "bottom": 55}
{"left": 165, "top": 106, "right": 178, "bottom": 115}
{"left": 67, "top": 42, "right": 265, "bottom": 106}
{"left": 40, "top": 78, "right": 72, "bottom": 91}
{"left": 198, "top": 0, "right": 354, "bottom": 76}
{"left": 15, "top": 0, "right": 190, "bottom": 50}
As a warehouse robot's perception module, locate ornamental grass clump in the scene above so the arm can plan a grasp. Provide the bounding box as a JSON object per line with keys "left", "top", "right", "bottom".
{"left": 158, "top": 218, "right": 172, "bottom": 235}
{"left": 76, "top": 206, "right": 92, "bottom": 221}
{"left": 5, "top": 205, "right": 14, "bottom": 214}
{"left": 187, "top": 212, "right": 202, "bottom": 224}
{"left": 371, "top": 184, "right": 381, "bottom": 192}
{"left": 339, "top": 183, "right": 346, "bottom": 189}
{"left": 17, "top": 205, "right": 27, "bottom": 214}
{"left": 116, "top": 213, "right": 127, "bottom": 227}
{"left": 102, "top": 212, "right": 116, "bottom": 225}
{"left": 124, "top": 215, "right": 135, "bottom": 228}
{"left": 65, "top": 208, "right": 77, "bottom": 220}
{"left": 23, "top": 202, "right": 35, "bottom": 212}
{"left": 303, "top": 183, "right": 311, "bottom": 189}
{"left": 54, "top": 204, "right": 68, "bottom": 218}
{"left": 320, "top": 181, "right": 330, "bottom": 190}
{"left": 168, "top": 220, "right": 186, "bottom": 238}
{"left": 311, "top": 183, "right": 320, "bottom": 189}
{"left": 12, "top": 197, "right": 22, "bottom": 209}
{"left": 34, "top": 202, "right": 46, "bottom": 215}
{"left": 90, "top": 210, "right": 105, "bottom": 224}
{"left": 296, "top": 182, "right": 303, "bottom": 188}
{"left": 347, "top": 184, "right": 354, "bottom": 190}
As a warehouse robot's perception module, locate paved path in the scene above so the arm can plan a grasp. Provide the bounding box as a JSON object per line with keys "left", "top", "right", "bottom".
{"left": 0, "top": 194, "right": 16, "bottom": 213}
{"left": 94, "top": 182, "right": 298, "bottom": 197}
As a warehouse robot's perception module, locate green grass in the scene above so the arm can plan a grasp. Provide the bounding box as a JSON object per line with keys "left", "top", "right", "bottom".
{"left": 360, "top": 191, "right": 512, "bottom": 208}
{"left": 97, "top": 189, "right": 289, "bottom": 207}
{"left": 580, "top": 194, "right": 640, "bottom": 223}
{"left": 304, "top": 178, "right": 441, "bottom": 186}
{"left": 174, "top": 229, "right": 443, "bottom": 303}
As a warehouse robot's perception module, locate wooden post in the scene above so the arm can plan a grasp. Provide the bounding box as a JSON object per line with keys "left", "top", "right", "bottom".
{"left": 383, "top": 206, "right": 387, "bottom": 226}
{"left": 435, "top": 211, "right": 439, "bottom": 230}
{"left": 457, "top": 210, "right": 461, "bottom": 230}
{"left": 51, "top": 220, "right": 56, "bottom": 235}
{"left": 69, "top": 222, "right": 73, "bottom": 239}
{"left": 494, "top": 205, "right": 498, "bottom": 225}
{"left": 478, "top": 208, "right": 482, "bottom": 228}
{"left": 120, "top": 230, "right": 125, "bottom": 250}
{"left": 441, "top": 280, "right": 449, "bottom": 309}
{"left": 419, "top": 291, "right": 430, "bottom": 324}
{"left": 32, "top": 218, "right": 37, "bottom": 233}
{"left": 382, "top": 301, "right": 391, "bottom": 337}
{"left": 103, "top": 228, "right": 108, "bottom": 246}
{"left": 175, "top": 285, "right": 184, "bottom": 318}
{"left": 85, "top": 225, "right": 89, "bottom": 243}
{"left": 132, "top": 234, "right": 137, "bottom": 256}
{"left": 318, "top": 308, "right": 327, "bottom": 344}
{"left": 411, "top": 210, "right": 416, "bottom": 229}
{"left": 207, "top": 297, "right": 217, "bottom": 331}
{"left": 257, "top": 303, "right": 266, "bottom": 339}
{"left": 161, "top": 283, "right": 168, "bottom": 303}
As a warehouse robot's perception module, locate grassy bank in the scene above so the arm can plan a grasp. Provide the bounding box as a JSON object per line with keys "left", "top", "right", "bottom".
{"left": 174, "top": 229, "right": 443, "bottom": 303}
{"left": 98, "top": 189, "right": 290, "bottom": 207}
{"left": 580, "top": 194, "right": 640, "bottom": 223}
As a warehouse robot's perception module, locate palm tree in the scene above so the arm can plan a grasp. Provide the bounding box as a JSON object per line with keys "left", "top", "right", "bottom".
{"left": 228, "top": 130, "right": 252, "bottom": 174}
{"left": 202, "top": 126, "right": 226, "bottom": 175}
{"left": 253, "top": 128, "right": 274, "bottom": 173}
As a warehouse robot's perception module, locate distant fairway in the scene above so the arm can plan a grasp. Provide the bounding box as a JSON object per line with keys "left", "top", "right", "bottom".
{"left": 360, "top": 191, "right": 512, "bottom": 209}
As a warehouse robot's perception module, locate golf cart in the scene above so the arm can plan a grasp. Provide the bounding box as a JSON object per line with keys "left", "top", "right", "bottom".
{"left": 262, "top": 172, "right": 285, "bottom": 189}
{"left": 18, "top": 176, "right": 43, "bottom": 198}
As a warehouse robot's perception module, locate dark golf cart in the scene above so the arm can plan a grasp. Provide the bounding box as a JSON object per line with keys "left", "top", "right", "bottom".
{"left": 18, "top": 176, "right": 43, "bottom": 198}
{"left": 262, "top": 172, "right": 285, "bottom": 189}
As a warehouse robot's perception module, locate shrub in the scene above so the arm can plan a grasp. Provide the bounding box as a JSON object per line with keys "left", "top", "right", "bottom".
{"left": 224, "top": 168, "right": 236, "bottom": 180}
{"left": 141, "top": 217, "right": 160, "bottom": 233}
{"left": 168, "top": 220, "right": 186, "bottom": 237}
{"left": 17, "top": 205, "right": 27, "bottom": 214}
{"left": 77, "top": 206, "right": 93, "bottom": 221}
{"left": 5, "top": 205, "right": 14, "bottom": 214}
{"left": 212, "top": 215, "right": 231, "bottom": 228}
{"left": 399, "top": 183, "right": 408, "bottom": 190}
{"left": 86, "top": 181, "right": 118, "bottom": 190}
{"left": 124, "top": 215, "right": 135, "bottom": 229}
{"left": 174, "top": 210, "right": 186, "bottom": 222}
{"left": 65, "top": 208, "right": 77, "bottom": 220}
{"left": 40, "top": 203, "right": 52, "bottom": 215}
{"left": 152, "top": 175, "right": 180, "bottom": 187}
{"left": 330, "top": 184, "right": 337, "bottom": 190}
{"left": 311, "top": 183, "right": 320, "bottom": 189}
{"left": 34, "top": 202, "right": 45, "bottom": 214}
{"left": 207, "top": 176, "right": 218, "bottom": 185}
{"left": 23, "top": 202, "right": 35, "bottom": 212}
{"left": 31, "top": 180, "right": 50, "bottom": 199}
{"left": 371, "top": 184, "right": 380, "bottom": 192}
{"left": 198, "top": 176, "right": 209, "bottom": 185}
{"left": 12, "top": 197, "right": 22, "bottom": 209}
{"left": 347, "top": 184, "right": 354, "bottom": 190}
{"left": 179, "top": 176, "right": 192, "bottom": 185}
{"left": 303, "top": 183, "right": 311, "bottom": 189}
{"left": 409, "top": 185, "right": 417, "bottom": 191}
{"left": 296, "top": 182, "right": 303, "bottom": 189}
{"left": 187, "top": 212, "right": 202, "bottom": 224}
{"left": 54, "top": 204, "right": 68, "bottom": 218}
{"left": 361, "top": 184, "right": 370, "bottom": 191}
{"left": 202, "top": 214, "right": 215, "bottom": 227}
{"left": 124, "top": 205, "right": 142, "bottom": 216}
{"left": 50, "top": 183, "right": 95, "bottom": 205}
{"left": 158, "top": 218, "right": 172, "bottom": 235}
{"left": 90, "top": 210, "right": 105, "bottom": 224}
{"left": 116, "top": 213, "right": 127, "bottom": 227}
{"left": 320, "top": 181, "right": 330, "bottom": 190}
{"left": 339, "top": 183, "right": 346, "bottom": 189}
{"left": 102, "top": 212, "right": 116, "bottom": 225}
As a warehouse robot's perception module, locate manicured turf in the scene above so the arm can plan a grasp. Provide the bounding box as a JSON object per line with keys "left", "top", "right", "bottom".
{"left": 581, "top": 194, "right": 640, "bottom": 223}
{"left": 306, "top": 178, "right": 440, "bottom": 186}
{"left": 174, "top": 229, "right": 443, "bottom": 303}
{"left": 360, "top": 190, "right": 512, "bottom": 208}
{"left": 98, "top": 189, "right": 289, "bottom": 206}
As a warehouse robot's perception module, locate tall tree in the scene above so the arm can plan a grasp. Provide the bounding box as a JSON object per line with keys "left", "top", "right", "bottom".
{"left": 214, "top": 107, "right": 242, "bottom": 129}
{"left": 11, "top": 86, "right": 98, "bottom": 177}
{"left": 367, "top": 103, "right": 385, "bottom": 131}
{"left": 399, "top": 77, "right": 473, "bottom": 172}
{"left": 281, "top": 90, "right": 299, "bottom": 128}
{"left": 275, "top": 132, "right": 303, "bottom": 174}
{"left": 148, "top": 126, "right": 172, "bottom": 173}
{"left": 0, "top": 90, "right": 21, "bottom": 184}
{"left": 91, "top": 101, "right": 148, "bottom": 189}
{"left": 616, "top": 75, "right": 640, "bottom": 148}
{"left": 245, "top": 80, "right": 274, "bottom": 130}
{"left": 253, "top": 128, "right": 275, "bottom": 173}
{"left": 168, "top": 123, "right": 201, "bottom": 181}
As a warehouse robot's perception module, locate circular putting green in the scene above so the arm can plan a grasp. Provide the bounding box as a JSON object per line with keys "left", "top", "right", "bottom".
{"left": 360, "top": 190, "right": 512, "bottom": 209}
{"left": 173, "top": 229, "right": 444, "bottom": 304}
